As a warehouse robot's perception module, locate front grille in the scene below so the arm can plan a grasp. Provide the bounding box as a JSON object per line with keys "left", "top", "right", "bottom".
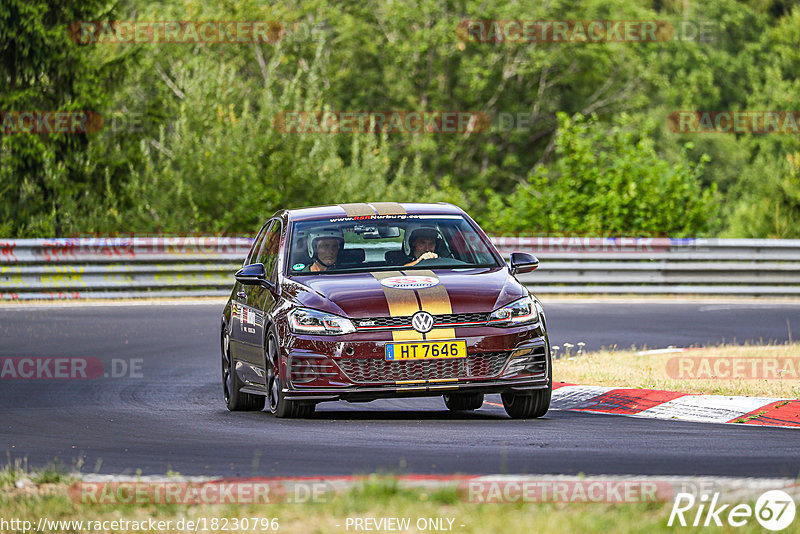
{"left": 435, "top": 312, "right": 490, "bottom": 325}
{"left": 336, "top": 352, "right": 510, "bottom": 383}
{"left": 357, "top": 317, "right": 411, "bottom": 328}
{"left": 355, "top": 312, "right": 489, "bottom": 330}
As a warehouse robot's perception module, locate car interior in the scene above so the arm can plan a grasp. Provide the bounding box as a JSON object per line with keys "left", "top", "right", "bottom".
{"left": 287, "top": 221, "right": 491, "bottom": 274}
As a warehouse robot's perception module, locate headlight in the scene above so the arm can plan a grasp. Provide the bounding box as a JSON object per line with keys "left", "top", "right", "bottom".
{"left": 289, "top": 308, "right": 356, "bottom": 335}
{"left": 488, "top": 296, "right": 538, "bottom": 326}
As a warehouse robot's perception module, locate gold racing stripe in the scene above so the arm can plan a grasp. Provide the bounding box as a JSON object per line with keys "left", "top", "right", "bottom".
{"left": 371, "top": 271, "right": 423, "bottom": 341}
{"left": 412, "top": 270, "right": 456, "bottom": 340}
{"left": 339, "top": 203, "right": 376, "bottom": 217}
{"left": 368, "top": 202, "right": 406, "bottom": 216}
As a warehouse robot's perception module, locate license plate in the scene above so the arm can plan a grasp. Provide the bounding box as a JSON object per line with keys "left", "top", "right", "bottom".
{"left": 385, "top": 340, "right": 467, "bottom": 361}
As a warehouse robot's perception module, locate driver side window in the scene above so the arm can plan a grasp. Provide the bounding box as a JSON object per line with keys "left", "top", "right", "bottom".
{"left": 244, "top": 221, "right": 271, "bottom": 266}
{"left": 257, "top": 220, "right": 282, "bottom": 281}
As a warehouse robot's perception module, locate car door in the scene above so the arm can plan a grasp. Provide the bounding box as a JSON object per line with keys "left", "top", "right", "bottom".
{"left": 230, "top": 221, "right": 270, "bottom": 370}
{"left": 235, "top": 219, "right": 281, "bottom": 389}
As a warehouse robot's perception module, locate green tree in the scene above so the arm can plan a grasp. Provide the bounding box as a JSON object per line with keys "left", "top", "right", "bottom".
{"left": 486, "top": 113, "right": 719, "bottom": 236}
{"left": 0, "top": 0, "right": 126, "bottom": 236}
{"left": 3, "top": 0, "right": 796, "bottom": 238}
{"left": 723, "top": 6, "right": 800, "bottom": 236}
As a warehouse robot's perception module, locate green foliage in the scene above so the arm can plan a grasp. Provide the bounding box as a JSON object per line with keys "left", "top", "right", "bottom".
{"left": 0, "top": 459, "right": 72, "bottom": 487}
{"left": 724, "top": 152, "right": 800, "bottom": 237}
{"left": 2, "top": 0, "right": 800, "bottom": 237}
{"left": 0, "top": 0, "right": 127, "bottom": 236}
{"left": 721, "top": 5, "right": 800, "bottom": 236}
{"left": 485, "top": 113, "right": 719, "bottom": 236}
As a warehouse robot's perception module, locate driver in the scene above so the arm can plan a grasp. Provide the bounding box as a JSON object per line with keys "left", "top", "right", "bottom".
{"left": 403, "top": 225, "right": 440, "bottom": 267}
{"left": 304, "top": 229, "right": 344, "bottom": 272}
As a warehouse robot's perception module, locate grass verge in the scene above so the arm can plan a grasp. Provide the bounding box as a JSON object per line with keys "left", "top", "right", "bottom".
{"left": 0, "top": 473, "right": 781, "bottom": 534}
{"left": 553, "top": 342, "right": 800, "bottom": 398}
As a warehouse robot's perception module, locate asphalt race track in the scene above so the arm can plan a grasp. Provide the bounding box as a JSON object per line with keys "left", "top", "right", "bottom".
{"left": 1, "top": 300, "right": 799, "bottom": 478}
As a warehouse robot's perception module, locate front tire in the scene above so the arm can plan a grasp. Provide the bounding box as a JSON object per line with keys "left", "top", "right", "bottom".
{"left": 501, "top": 387, "right": 551, "bottom": 418}
{"left": 443, "top": 393, "right": 484, "bottom": 411}
{"left": 267, "top": 333, "right": 314, "bottom": 418}
{"left": 222, "top": 329, "right": 265, "bottom": 411}
{"left": 502, "top": 341, "right": 552, "bottom": 419}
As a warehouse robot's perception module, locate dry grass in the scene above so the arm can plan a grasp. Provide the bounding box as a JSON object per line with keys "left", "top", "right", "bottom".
{"left": 553, "top": 343, "right": 800, "bottom": 398}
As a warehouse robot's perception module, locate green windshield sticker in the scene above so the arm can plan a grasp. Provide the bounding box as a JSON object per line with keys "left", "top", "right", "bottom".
{"left": 292, "top": 263, "right": 305, "bottom": 271}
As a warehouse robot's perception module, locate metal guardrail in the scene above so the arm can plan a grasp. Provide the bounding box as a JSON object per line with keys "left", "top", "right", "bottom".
{"left": 496, "top": 237, "right": 800, "bottom": 295}
{"left": 1, "top": 237, "right": 800, "bottom": 299}
{"left": 0, "top": 238, "right": 248, "bottom": 300}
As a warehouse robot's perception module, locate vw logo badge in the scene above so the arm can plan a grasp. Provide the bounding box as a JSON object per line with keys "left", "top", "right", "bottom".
{"left": 411, "top": 311, "right": 434, "bottom": 333}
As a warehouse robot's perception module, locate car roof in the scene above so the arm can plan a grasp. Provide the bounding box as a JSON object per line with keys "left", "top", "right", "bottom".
{"left": 285, "top": 202, "right": 465, "bottom": 222}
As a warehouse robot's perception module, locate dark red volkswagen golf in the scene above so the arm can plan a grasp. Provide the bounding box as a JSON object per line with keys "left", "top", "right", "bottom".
{"left": 221, "top": 202, "right": 551, "bottom": 418}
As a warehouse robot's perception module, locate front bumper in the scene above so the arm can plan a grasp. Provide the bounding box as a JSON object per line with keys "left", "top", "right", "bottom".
{"left": 283, "top": 376, "right": 550, "bottom": 403}
{"left": 281, "top": 324, "right": 550, "bottom": 403}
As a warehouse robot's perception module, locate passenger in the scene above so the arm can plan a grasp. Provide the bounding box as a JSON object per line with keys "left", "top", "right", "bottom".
{"left": 304, "top": 229, "right": 344, "bottom": 272}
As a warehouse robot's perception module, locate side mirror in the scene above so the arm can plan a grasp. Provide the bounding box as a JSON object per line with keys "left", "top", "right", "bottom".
{"left": 235, "top": 263, "right": 274, "bottom": 290}
{"left": 510, "top": 252, "right": 539, "bottom": 275}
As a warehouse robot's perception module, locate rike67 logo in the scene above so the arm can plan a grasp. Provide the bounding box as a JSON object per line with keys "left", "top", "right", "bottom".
{"left": 669, "top": 490, "right": 796, "bottom": 531}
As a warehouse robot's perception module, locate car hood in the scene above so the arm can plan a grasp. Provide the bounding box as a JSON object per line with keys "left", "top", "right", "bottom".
{"left": 283, "top": 267, "right": 527, "bottom": 318}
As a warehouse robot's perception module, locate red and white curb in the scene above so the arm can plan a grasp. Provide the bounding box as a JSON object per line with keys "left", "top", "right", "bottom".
{"left": 546, "top": 383, "right": 800, "bottom": 427}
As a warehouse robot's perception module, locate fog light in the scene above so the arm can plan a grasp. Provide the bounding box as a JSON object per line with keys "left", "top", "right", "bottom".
{"left": 502, "top": 347, "right": 547, "bottom": 377}
{"left": 290, "top": 356, "right": 338, "bottom": 385}
{"left": 503, "top": 356, "right": 532, "bottom": 376}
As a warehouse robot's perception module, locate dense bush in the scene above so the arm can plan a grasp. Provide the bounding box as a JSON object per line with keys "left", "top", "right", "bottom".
{"left": 484, "top": 113, "right": 719, "bottom": 236}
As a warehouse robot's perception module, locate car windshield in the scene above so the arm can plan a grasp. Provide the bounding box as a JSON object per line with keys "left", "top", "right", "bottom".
{"left": 287, "top": 215, "right": 501, "bottom": 275}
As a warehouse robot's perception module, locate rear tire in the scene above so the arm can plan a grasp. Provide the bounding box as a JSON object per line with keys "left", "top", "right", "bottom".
{"left": 222, "top": 329, "right": 265, "bottom": 411}
{"left": 267, "top": 333, "right": 315, "bottom": 418}
{"left": 443, "top": 393, "right": 484, "bottom": 411}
